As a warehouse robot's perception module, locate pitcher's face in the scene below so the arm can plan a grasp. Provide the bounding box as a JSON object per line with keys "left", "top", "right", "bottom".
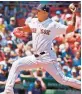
{"left": 37, "top": 10, "right": 48, "bottom": 22}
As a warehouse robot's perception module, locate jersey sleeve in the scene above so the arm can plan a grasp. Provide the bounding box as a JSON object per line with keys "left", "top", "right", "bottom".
{"left": 25, "top": 18, "right": 38, "bottom": 28}
{"left": 25, "top": 18, "right": 28, "bottom": 25}
{"left": 49, "top": 21, "right": 68, "bottom": 38}
{"left": 25, "top": 17, "right": 32, "bottom": 25}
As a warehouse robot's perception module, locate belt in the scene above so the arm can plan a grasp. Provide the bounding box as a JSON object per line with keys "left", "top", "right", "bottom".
{"left": 34, "top": 52, "right": 45, "bottom": 57}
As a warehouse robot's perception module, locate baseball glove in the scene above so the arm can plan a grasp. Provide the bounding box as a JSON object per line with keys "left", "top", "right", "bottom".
{"left": 13, "top": 25, "right": 31, "bottom": 38}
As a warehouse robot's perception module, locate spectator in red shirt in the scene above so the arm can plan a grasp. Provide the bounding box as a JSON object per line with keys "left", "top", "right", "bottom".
{"left": 0, "top": 50, "right": 5, "bottom": 62}
{"left": 61, "top": 9, "right": 68, "bottom": 20}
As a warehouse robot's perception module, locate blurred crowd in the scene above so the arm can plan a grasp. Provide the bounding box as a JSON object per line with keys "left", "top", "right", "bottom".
{"left": 0, "top": 1, "right": 81, "bottom": 94}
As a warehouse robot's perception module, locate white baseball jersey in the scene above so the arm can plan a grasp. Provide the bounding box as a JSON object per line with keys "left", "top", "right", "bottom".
{"left": 25, "top": 17, "right": 33, "bottom": 24}
{"left": 26, "top": 18, "right": 67, "bottom": 59}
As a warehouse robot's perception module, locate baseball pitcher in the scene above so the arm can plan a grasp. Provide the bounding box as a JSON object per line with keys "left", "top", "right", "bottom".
{"left": 0, "top": 4, "right": 81, "bottom": 94}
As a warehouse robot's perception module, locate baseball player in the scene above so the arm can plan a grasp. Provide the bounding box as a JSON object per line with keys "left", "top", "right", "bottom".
{"left": 0, "top": 4, "right": 81, "bottom": 94}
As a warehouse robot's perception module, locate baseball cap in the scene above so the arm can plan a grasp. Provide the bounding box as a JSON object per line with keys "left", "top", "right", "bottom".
{"left": 56, "top": 10, "right": 61, "bottom": 15}
{"left": 63, "top": 66, "right": 69, "bottom": 71}
{"left": 72, "top": 67, "right": 76, "bottom": 73}
{"left": 37, "top": 4, "right": 50, "bottom": 12}
{"left": 52, "top": 40, "right": 57, "bottom": 45}
{"left": 57, "top": 58, "right": 61, "bottom": 62}
{"left": 60, "top": 60, "right": 65, "bottom": 65}
{"left": 66, "top": 14, "right": 72, "bottom": 19}
{"left": 10, "top": 17, "right": 15, "bottom": 21}
{"left": 7, "top": 40, "right": 13, "bottom": 44}
{"left": 59, "top": 44, "right": 65, "bottom": 51}
{"left": 2, "top": 66, "right": 8, "bottom": 71}
{"left": 4, "top": 47, "right": 11, "bottom": 53}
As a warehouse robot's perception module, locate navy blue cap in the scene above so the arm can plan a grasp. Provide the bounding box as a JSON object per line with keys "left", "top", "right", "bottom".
{"left": 52, "top": 40, "right": 57, "bottom": 45}
{"left": 2, "top": 66, "right": 8, "bottom": 71}
{"left": 37, "top": 4, "right": 50, "bottom": 12}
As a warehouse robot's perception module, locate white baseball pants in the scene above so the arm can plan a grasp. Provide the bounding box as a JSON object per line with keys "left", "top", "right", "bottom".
{"left": 4, "top": 55, "right": 80, "bottom": 93}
